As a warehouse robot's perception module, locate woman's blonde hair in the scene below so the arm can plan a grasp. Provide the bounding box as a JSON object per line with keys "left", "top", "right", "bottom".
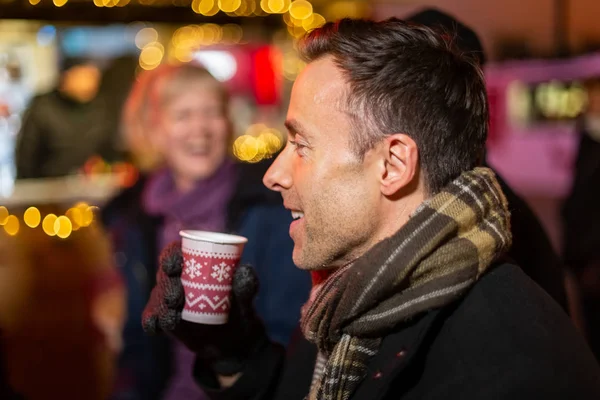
{"left": 121, "top": 63, "right": 228, "bottom": 171}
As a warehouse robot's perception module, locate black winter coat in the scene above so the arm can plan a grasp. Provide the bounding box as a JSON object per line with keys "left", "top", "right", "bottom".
{"left": 195, "top": 263, "right": 600, "bottom": 400}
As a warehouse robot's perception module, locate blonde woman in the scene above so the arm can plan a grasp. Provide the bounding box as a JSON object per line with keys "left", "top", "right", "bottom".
{"left": 101, "top": 63, "right": 310, "bottom": 400}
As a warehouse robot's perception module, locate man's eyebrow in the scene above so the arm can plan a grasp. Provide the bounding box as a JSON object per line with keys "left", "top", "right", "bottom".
{"left": 284, "top": 119, "right": 312, "bottom": 140}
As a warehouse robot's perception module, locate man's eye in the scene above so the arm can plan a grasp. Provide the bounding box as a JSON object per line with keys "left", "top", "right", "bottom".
{"left": 288, "top": 140, "right": 308, "bottom": 156}
{"left": 289, "top": 140, "right": 304, "bottom": 148}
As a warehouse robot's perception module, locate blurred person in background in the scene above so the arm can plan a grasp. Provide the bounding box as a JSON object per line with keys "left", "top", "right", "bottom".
{"left": 98, "top": 55, "right": 139, "bottom": 157}
{"left": 101, "top": 63, "right": 310, "bottom": 400}
{"left": 15, "top": 58, "right": 121, "bottom": 180}
{"left": 562, "top": 77, "right": 600, "bottom": 360}
{"left": 407, "top": 8, "right": 569, "bottom": 312}
{"left": 0, "top": 204, "right": 125, "bottom": 400}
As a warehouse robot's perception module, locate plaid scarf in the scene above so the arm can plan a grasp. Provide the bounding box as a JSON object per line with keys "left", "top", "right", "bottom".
{"left": 300, "top": 167, "right": 512, "bottom": 400}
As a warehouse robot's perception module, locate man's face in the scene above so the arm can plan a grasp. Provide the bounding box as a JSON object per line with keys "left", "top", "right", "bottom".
{"left": 263, "top": 56, "right": 383, "bottom": 270}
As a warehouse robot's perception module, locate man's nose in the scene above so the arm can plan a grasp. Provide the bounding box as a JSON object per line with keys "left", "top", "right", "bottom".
{"left": 263, "top": 148, "right": 293, "bottom": 192}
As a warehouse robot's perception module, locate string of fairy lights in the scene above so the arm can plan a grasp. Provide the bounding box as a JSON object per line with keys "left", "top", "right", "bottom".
{"left": 0, "top": 203, "right": 96, "bottom": 239}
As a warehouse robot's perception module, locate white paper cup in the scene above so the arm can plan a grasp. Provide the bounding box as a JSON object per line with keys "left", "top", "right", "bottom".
{"left": 179, "top": 230, "right": 248, "bottom": 325}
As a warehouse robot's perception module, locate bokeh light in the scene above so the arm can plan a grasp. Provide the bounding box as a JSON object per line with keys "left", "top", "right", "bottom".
{"left": 66, "top": 207, "right": 83, "bottom": 231}
{"left": 3, "top": 216, "right": 19, "bottom": 236}
{"left": 234, "top": 0, "right": 255, "bottom": 16}
{"left": 24, "top": 207, "right": 41, "bottom": 228}
{"left": 218, "top": 0, "right": 241, "bottom": 13}
{"left": 221, "top": 24, "right": 244, "bottom": 44}
{"left": 233, "top": 125, "right": 283, "bottom": 163}
{"left": 233, "top": 135, "right": 259, "bottom": 162}
{"left": 139, "top": 42, "right": 164, "bottom": 70}
{"left": 287, "top": 24, "right": 307, "bottom": 39}
{"left": 82, "top": 207, "right": 95, "bottom": 227}
{"left": 42, "top": 214, "right": 58, "bottom": 237}
{"left": 267, "top": 0, "right": 290, "bottom": 13}
{"left": 283, "top": 12, "right": 304, "bottom": 27}
{"left": 53, "top": 0, "right": 68, "bottom": 6}
{"left": 135, "top": 27, "right": 158, "bottom": 49}
{"left": 192, "top": 0, "right": 220, "bottom": 16}
{"left": 302, "top": 13, "right": 326, "bottom": 31}
{"left": 289, "top": 0, "right": 313, "bottom": 20}
{"left": 54, "top": 216, "right": 73, "bottom": 239}
{"left": 261, "top": 129, "right": 283, "bottom": 153}
{"left": 202, "top": 24, "right": 223, "bottom": 44}
{"left": 259, "top": 0, "right": 272, "bottom": 13}
{"left": 0, "top": 206, "right": 8, "bottom": 225}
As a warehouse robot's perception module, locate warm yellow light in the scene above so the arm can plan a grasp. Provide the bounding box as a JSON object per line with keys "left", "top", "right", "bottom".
{"left": 29, "top": 0, "right": 41, "bottom": 4}
{"left": 54, "top": 216, "right": 73, "bottom": 239}
{"left": 192, "top": 0, "right": 219, "bottom": 15}
{"left": 250, "top": 137, "right": 268, "bottom": 163}
{"left": 221, "top": 24, "right": 243, "bottom": 44}
{"left": 289, "top": 0, "right": 312, "bottom": 20}
{"left": 82, "top": 207, "right": 95, "bottom": 227}
{"left": 135, "top": 28, "right": 159, "bottom": 50}
{"left": 139, "top": 42, "right": 164, "bottom": 70}
{"left": 245, "top": 0, "right": 257, "bottom": 15}
{"left": 74, "top": 202, "right": 95, "bottom": 227}
{"left": 203, "top": 24, "right": 223, "bottom": 44}
{"left": 174, "top": 46, "right": 193, "bottom": 62}
{"left": 66, "top": 208, "right": 83, "bottom": 231}
{"left": 172, "top": 26, "right": 193, "bottom": 46}
{"left": 260, "top": 130, "right": 283, "bottom": 154}
{"left": 283, "top": 12, "right": 302, "bottom": 26}
{"left": 218, "top": 0, "right": 241, "bottom": 12}
{"left": 259, "top": 0, "right": 272, "bottom": 13}
{"left": 116, "top": 0, "right": 130, "bottom": 6}
{"left": 235, "top": 0, "right": 253, "bottom": 15}
{"left": 3, "top": 216, "right": 19, "bottom": 236}
{"left": 287, "top": 24, "right": 306, "bottom": 38}
{"left": 0, "top": 206, "right": 8, "bottom": 225}
{"left": 267, "top": 0, "right": 289, "bottom": 13}
{"left": 24, "top": 207, "right": 41, "bottom": 228}
{"left": 53, "top": 0, "right": 68, "bottom": 6}
{"left": 43, "top": 214, "right": 58, "bottom": 236}
{"left": 93, "top": 0, "right": 103, "bottom": 6}
{"left": 75, "top": 202, "right": 90, "bottom": 211}
{"left": 302, "top": 12, "right": 325, "bottom": 31}
{"left": 233, "top": 135, "right": 259, "bottom": 162}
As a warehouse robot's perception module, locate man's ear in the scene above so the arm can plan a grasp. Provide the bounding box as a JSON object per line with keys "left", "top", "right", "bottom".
{"left": 379, "top": 133, "right": 419, "bottom": 197}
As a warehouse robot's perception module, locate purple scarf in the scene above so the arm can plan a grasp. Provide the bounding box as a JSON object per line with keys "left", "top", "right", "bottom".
{"left": 143, "top": 159, "right": 237, "bottom": 249}
{"left": 142, "top": 159, "right": 237, "bottom": 400}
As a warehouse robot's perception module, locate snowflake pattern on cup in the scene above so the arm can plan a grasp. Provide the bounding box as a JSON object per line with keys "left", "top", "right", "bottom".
{"left": 180, "top": 242, "right": 242, "bottom": 324}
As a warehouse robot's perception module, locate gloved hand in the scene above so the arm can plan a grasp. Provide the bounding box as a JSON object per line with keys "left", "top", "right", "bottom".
{"left": 142, "top": 241, "right": 267, "bottom": 375}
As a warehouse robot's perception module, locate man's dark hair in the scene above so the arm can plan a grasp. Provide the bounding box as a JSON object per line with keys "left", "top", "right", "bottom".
{"left": 406, "top": 8, "right": 486, "bottom": 66}
{"left": 299, "top": 18, "right": 488, "bottom": 194}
